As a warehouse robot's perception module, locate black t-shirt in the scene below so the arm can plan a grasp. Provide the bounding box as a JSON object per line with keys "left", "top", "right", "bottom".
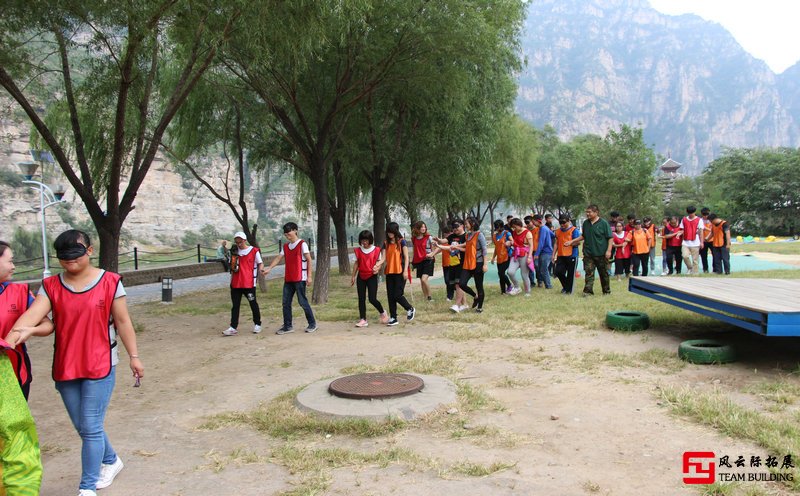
{"left": 446, "top": 233, "right": 467, "bottom": 263}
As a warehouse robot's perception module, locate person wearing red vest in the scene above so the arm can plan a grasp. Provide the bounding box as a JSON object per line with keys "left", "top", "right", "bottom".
{"left": 662, "top": 216, "right": 684, "bottom": 275}
{"left": 679, "top": 205, "right": 706, "bottom": 275}
{"left": 410, "top": 221, "right": 435, "bottom": 302}
{"left": 8, "top": 230, "right": 143, "bottom": 495}
{"left": 0, "top": 240, "right": 48, "bottom": 494}
{"left": 223, "top": 231, "right": 264, "bottom": 336}
{"left": 263, "top": 222, "right": 318, "bottom": 334}
{"left": 708, "top": 213, "right": 732, "bottom": 275}
{"left": 350, "top": 230, "right": 388, "bottom": 327}
{"left": 612, "top": 221, "right": 632, "bottom": 280}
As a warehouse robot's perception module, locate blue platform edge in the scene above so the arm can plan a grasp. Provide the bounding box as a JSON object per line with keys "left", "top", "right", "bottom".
{"left": 628, "top": 278, "right": 800, "bottom": 337}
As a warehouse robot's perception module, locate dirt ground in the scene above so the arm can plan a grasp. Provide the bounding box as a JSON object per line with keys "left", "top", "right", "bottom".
{"left": 25, "top": 282, "right": 800, "bottom": 496}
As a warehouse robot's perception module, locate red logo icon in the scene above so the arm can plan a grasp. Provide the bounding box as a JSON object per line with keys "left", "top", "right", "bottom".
{"left": 683, "top": 451, "right": 716, "bottom": 484}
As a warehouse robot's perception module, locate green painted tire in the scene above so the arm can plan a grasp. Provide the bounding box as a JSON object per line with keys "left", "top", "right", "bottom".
{"left": 605, "top": 311, "right": 650, "bottom": 331}
{"left": 678, "top": 339, "right": 736, "bottom": 364}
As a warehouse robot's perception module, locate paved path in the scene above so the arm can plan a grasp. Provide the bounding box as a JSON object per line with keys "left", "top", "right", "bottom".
{"left": 125, "top": 257, "right": 345, "bottom": 305}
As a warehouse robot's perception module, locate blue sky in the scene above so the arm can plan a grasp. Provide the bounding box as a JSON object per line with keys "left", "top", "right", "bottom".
{"left": 648, "top": 0, "right": 800, "bottom": 73}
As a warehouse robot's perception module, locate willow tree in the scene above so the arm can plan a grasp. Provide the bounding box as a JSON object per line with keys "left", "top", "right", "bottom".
{"left": 0, "top": 1, "right": 238, "bottom": 271}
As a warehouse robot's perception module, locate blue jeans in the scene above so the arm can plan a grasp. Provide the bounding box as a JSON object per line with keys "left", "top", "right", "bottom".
{"left": 536, "top": 253, "right": 553, "bottom": 288}
{"left": 55, "top": 368, "right": 118, "bottom": 490}
{"left": 282, "top": 281, "right": 316, "bottom": 328}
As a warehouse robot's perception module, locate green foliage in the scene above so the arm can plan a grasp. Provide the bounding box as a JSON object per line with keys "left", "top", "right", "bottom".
{"left": 0, "top": 167, "right": 22, "bottom": 187}
{"left": 181, "top": 224, "right": 222, "bottom": 249}
{"left": 704, "top": 147, "right": 800, "bottom": 235}
{"left": 665, "top": 176, "right": 707, "bottom": 218}
{"left": 10, "top": 227, "right": 41, "bottom": 261}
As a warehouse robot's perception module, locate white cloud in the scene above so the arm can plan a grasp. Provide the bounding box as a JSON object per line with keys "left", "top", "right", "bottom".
{"left": 648, "top": 0, "right": 800, "bottom": 73}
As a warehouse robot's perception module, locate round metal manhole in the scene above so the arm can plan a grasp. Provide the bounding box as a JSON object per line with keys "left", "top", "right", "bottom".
{"left": 328, "top": 373, "right": 425, "bottom": 400}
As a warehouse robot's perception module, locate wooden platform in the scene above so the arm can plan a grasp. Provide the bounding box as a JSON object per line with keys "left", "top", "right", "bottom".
{"left": 628, "top": 277, "right": 800, "bottom": 336}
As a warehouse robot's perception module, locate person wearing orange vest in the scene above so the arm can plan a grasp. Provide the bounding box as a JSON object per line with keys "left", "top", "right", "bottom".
{"left": 410, "top": 221, "right": 435, "bottom": 302}
{"left": 629, "top": 220, "right": 652, "bottom": 276}
{"left": 9, "top": 230, "right": 143, "bottom": 495}
{"left": 679, "top": 205, "right": 706, "bottom": 275}
{"left": 350, "top": 230, "right": 388, "bottom": 327}
{"left": 554, "top": 215, "right": 581, "bottom": 294}
{"left": 1, "top": 240, "right": 48, "bottom": 494}
{"left": 490, "top": 219, "right": 514, "bottom": 295}
{"left": 264, "top": 222, "right": 317, "bottom": 334}
{"left": 707, "top": 213, "right": 731, "bottom": 275}
{"left": 643, "top": 217, "right": 657, "bottom": 274}
{"left": 223, "top": 231, "right": 264, "bottom": 336}
{"left": 699, "top": 207, "right": 712, "bottom": 273}
{"left": 453, "top": 217, "right": 488, "bottom": 313}
{"left": 375, "top": 222, "right": 415, "bottom": 325}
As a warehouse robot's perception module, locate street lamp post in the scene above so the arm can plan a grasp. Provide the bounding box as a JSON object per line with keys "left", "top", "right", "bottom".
{"left": 18, "top": 159, "right": 66, "bottom": 279}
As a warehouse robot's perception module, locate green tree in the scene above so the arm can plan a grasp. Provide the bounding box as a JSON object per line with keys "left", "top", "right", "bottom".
{"left": 0, "top": 1, "right": 238, "bottom": 271}
{"left": 704, "top": 147, "right": 800, "bottom": 235}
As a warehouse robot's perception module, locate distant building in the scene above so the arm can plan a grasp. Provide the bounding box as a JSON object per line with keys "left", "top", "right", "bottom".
{"left": 658, "top": 157, "right": 683, "bottom": 204}
{"left": 659, "top": 158, "right": 682, "bottom": 177}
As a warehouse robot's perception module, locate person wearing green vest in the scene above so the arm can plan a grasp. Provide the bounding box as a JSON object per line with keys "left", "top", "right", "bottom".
{"left": 564, "top": 204, "right": 613, "bottom": 296}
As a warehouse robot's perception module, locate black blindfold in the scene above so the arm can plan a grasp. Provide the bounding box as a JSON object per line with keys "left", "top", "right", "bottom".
{"left": 56, "top": 244, "right": 87, "bottom": 260}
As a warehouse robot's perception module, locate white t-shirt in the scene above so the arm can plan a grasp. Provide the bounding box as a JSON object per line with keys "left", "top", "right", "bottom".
{"left": 237, "top": 245, "right": 264, "bottom": 265}
{"left": 679, "top": 217, "right": 706, "bottom": 247}
{"left": 281, "top": 239, "right": 310, "bottom": 281}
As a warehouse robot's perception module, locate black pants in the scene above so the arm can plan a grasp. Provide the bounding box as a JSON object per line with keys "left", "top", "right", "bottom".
{"left": 356, "top": 275, "right": 384, "bottom": 319}
{"left": 711, "top": 246, "right": 731, "bottom": 274}
{"left": 666, "top": 246, "right": 683, "bottom": 274}
{"left": 497, "top": 259, "right": 511, "bottom": 293}
{"left": 459, "top": 262, "right": 485, "bottom": 309}
{"left": 700, "top": 244, "right": 710, "bottom": 272}
{"left": 555, "top": 257, "right": 576, "bottom": 294}
{"left": 230, "top": 287, "right": 261, "bottom": 329}
{"left": 443, "top": 266, "right": 456, "bottom": 300}
{"left": 385, "top": 273, "right": 412, "bottom": 319}
{"left": 632, "top": 253, "right": 649, "bottom": 276}
{"left": 614, "top": 257, "right": 631, "bottom": 276}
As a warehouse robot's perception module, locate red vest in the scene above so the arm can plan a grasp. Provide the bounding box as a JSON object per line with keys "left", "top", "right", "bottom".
{"left": 665, "top": 224, "right": 683, "bottom": 247}
{"left": 43, "top": 271, "right": 120, "bottom": 381}
{"left": 231, "top": 247, "right": 259, "bottom": 288}
{"left": 411, "top": 235, "right": 431, "bottom": 264}
{"left": 355, "top": 246, "right": 381, "bottom": 280}
{"left": 284, "top": 240, "right": 306, "bottom": 282}
{"left": 682, "top": 216, "right": 701, "bottom": 243}
{"left": 0, "top": 283, "right": 32, "bottom": 388}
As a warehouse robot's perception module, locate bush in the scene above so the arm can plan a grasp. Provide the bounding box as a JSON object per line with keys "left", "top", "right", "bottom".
{"left": 181, "top": 224, "right": 222, "bottom": 248}
{"left": 11, "top": 227, "right": 42, "bottom": 262}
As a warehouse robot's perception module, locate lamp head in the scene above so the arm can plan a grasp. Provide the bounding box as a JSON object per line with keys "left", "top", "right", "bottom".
{"left": 17, "top": 161, "right": 38, "bottom": 180}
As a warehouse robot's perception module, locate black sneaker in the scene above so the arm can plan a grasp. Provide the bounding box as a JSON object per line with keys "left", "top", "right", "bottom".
{"left": 305, "top": 325, "right": 318, "bottom": 333}
{"left": 276, "top": 326, "right": 294, "bottom": 335}
{"left": 386, "top": 318, "right": 399, "bottom": 326}
{"left": 475, "top": 307, "right": 483, "bottom": 314}
{"left": 406, "top": 307, "right": 415, "bottom": 321}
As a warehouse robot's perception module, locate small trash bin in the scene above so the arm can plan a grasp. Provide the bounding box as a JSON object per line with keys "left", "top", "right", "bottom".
{"left": 161, "top": 276, "right": 173, "bottom": 304}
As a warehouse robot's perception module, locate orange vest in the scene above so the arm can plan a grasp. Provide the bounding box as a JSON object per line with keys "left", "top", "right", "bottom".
{"left": 711, "top": 221, "right": 728, "bottom": 247}
{"left": 493, "top": 232, "right": 509, "bottom": 264}
{"left": 645, "top": 225, "right": 656, "bottom": 248}
{"left": 441, "top": 246, "right": 451, "bottom": 267}
{"left": 660, "top": 226, "right": 667, "bottom": 250}
{"left": 631, "top": 230, "right": 650, "bottom": 255}
{"left": 384, "top": 241, "right": 404, "bottom": 274}
{"left": 463, "top": 232, "right": 478, "bottom": 270}
{"left": 555, "top": 227, "right": 576, "bottom": 257}
{"left": 529, "top": 226, "right": 540, "bottom": 252}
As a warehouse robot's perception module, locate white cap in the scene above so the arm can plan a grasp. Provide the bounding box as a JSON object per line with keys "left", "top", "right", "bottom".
{"left": 233, "top": 231, "right": 247, "bottom": 240}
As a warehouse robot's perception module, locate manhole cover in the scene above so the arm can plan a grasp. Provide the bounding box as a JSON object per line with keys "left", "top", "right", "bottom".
{"left": 328, "top": 373, "right": 425, "bottom": 400}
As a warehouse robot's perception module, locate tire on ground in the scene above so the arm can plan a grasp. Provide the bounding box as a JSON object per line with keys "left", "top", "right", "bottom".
{"left": 678, "top": 339, "right": 736, "bottom": 364}
{"left": 605, "top": 311, "right": 650, "bottom": 331}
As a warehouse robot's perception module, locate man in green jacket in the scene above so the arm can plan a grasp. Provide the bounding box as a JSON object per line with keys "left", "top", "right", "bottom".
{"left": 564, "top": 204, "right": 613, "bottom": 296}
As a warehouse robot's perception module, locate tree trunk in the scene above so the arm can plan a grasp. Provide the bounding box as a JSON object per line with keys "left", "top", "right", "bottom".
{"left": 371, "top": 185, "right": 389, "bottom": 246}
{"left": 311, "top": 171, "right": 331, "bottom": 304}
{"left": 331, "top": 207, "right": 350, "bottom": 275}
{"left": 96, "top": 221, "right": 121, "bottom": 273}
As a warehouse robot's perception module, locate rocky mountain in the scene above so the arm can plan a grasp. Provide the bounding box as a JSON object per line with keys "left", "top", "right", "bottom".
{"left": 516, "top": 0, "right": 800, "bottom": 175}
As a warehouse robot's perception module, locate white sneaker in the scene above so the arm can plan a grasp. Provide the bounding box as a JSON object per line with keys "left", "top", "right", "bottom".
{"left": 253, "top": 324, "right": 262, "bottom": 334}
{"left": 222, "top": 327, "right": 238, "bottom": 336}
{"left": 450, "top": 305, "right": 461, "bottom": 313}
{"left": 78, "top": 490, "right": 97, "bottom": 496}
{"left": 96, "top": 456, "right": 123, "bottom": 489}
{"left": 458, "top": 305, "right": 470, "bottom": 312}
